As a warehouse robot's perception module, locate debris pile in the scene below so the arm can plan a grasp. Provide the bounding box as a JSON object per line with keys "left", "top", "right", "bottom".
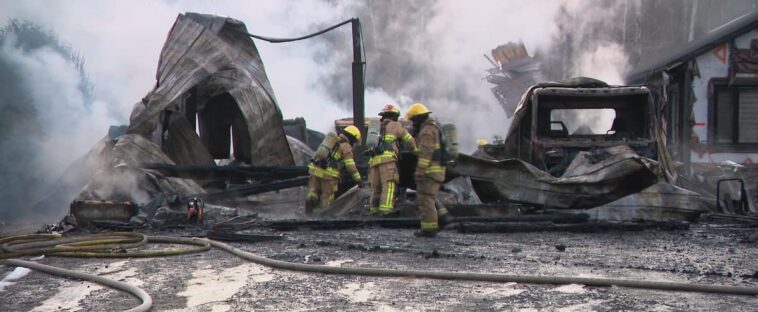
{"left": 59, "top": 13, "right": 301, "bottom": 228}
{"left": 43, "top": 14, "right": 756, "bottom": 231}
{"left": 485, "top": 42, "right": 543, "bottom": 117}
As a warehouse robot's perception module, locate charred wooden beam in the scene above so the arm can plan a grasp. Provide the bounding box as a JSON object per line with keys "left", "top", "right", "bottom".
{"left": 145, "top": 164, "right": 308, "bottom": 181}
{"left": 189, "top": 176, "right": 309, "bottom": 201}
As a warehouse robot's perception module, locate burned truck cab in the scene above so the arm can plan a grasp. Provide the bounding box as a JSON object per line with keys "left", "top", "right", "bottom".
{"left": 521, "top": 83, "right": 657, "bottom": 176}
{"left": 531, "top": 86, "right": 656, "bottom": 176}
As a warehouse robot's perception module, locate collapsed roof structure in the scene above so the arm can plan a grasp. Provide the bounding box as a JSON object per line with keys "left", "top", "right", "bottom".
{"left": 44, "top": 12, "right": 754, "bottom": 230}
{"left": 67, "top": 13, "right": 297, "bottom": 222}
{"left": 128, "top": 13, "right": 294, "bottom": 167}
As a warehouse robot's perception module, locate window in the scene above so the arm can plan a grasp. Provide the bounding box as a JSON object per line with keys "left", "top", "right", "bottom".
{"left": 535, "top": 93, "right": 649, "bottom": 139}
{"left": 738, "top": 90, "right": 758, "bottom": 143}
{"left": 710, "top": 79, "right": 758, "bottom": 151}
{"left": 549, "top": 109, "right": 616, "bottom": 136}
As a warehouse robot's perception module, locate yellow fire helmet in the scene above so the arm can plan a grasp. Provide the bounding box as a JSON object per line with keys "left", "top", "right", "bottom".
{"left": 405, "top": 102, "right": 431, "bottom": 120}
{"left": 477, "top": 138, "right": 489, "bottom": 146}
{"left": 343, "top": 125, "right": 362, "bottom": 142}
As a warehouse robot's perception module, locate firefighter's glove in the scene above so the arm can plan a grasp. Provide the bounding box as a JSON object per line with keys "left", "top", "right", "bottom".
{"left": 357, "top": 179, "right": 366, "bottom": 188}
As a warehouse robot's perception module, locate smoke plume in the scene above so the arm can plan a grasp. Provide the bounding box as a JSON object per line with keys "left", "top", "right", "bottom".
{"left": 0, "top": 21, "right": 111, "bottom": 222}
{"left": 306, "top": 0, "right": 562, "bottom": 151}
{"left": 1, "top": 0, "right": 752, "bottom": 222}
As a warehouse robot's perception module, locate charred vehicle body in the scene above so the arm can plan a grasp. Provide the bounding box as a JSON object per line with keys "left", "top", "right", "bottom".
{"left": 452, "top": 77, "right": 710, "bottom": 219}
{"left": 502, "top": 78, "right": 667, "bottom": 178}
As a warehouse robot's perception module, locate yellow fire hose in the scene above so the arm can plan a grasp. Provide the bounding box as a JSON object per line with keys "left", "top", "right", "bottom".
{"left": 0, "top": 232, "right": 210, "bottom": 259}
{"left": 1, "top": 233, "right": 757, "bottom": 312}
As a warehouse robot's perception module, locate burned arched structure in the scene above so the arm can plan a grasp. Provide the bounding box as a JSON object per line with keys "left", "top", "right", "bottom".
{"left": 65, "top": 13, "right": 299, "bottom": 219}
{"left": 128, "top": 12, "right": 294, "bottom": 167}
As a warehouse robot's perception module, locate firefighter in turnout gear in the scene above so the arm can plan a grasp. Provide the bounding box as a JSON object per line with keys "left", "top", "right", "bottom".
{"left": 406, "top": 103, "right": 448, "bottom": 237}
{"left": 369, "top": 104, "right": 417, "bottom": 215}
{"left": 305, "top": 125, "right": 363, "bottom": 215}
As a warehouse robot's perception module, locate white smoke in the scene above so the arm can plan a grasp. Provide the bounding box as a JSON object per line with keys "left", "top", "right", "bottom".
{"left": 559, "top": 1, "right": 631, "bottom": 84}
{"left": 573, "top": 43, "right": 630, "bottom": 85}
{"left": 303, "top": 1, "right": 565, "bottom": 152}
{"left": 544, "top": 1, "right": 634, "bottom": 132}
{"left": 0, "top": 34, "right": 116, "bottom": 179}
{"left": 0, "top": 0, "right": 572, "bottom": 156}
{"left": 0, "top": 0, "right": 639, "bottom": 222}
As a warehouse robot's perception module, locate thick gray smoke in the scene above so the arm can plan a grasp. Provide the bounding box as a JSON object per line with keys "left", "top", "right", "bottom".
{"left": 0, "top": 1, "right": 630, "bottom": 222}
{"left": 311, "top": 0, "right": 439, "bottom": 105}
{"left": 0, "top": 21, "right": 112, "bottom": 222}
{"left": 1, "top": 0, "right": 752, "bottom": 223}
{"left": 538, "top": 0, "right": 757, "bottom": 132}
{"left": 306, "top": 0, "right": 562, "bottom": 151}
{"left": 543, "top": 0, "right": 758, "bottom": 84}
{"left": 0, "top": 0, "right": 562, "bottom": 221}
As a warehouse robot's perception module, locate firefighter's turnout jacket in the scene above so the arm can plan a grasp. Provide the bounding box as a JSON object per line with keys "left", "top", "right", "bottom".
{"left": 368, "top": 119, "right": 417, "bottom": 214}
{"left": 307, "top": 134, "right": 361, "bottom": 209}
{"left": 415, "top": 118, "right": 446, "bottom": 232}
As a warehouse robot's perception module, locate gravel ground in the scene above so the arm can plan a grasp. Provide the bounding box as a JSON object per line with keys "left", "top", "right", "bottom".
{"left": 1, "top": 224, "right": 757, "bottom": 311}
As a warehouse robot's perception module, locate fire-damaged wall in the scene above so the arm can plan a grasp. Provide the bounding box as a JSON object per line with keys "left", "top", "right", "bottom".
{"left": 626, "top": 13, "right": 758, "bottom": 166}
{"left": 690, "top": 30, "right": 758, "bottom": 164}
{"left": 625, "top": 12, "right": 758, "bottom": 214}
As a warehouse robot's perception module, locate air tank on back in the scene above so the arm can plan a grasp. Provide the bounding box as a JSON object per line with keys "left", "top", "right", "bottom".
{"left": 442, "top": 123, "right": 459, "bottom": 161}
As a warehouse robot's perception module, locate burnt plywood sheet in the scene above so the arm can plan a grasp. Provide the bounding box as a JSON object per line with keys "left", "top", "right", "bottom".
{"left": 128, "top": 12, "right": 293, "bottom": 166}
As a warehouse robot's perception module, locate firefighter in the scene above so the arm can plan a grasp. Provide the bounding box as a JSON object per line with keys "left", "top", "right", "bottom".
{"left": 369, "top": 104, "right": 417, "bottom": 215}
{"left": 305, "top": 125, "right": 363, "bottom": 215}
{"left": 406, "top": 102, "right": 447, "bottom": 237}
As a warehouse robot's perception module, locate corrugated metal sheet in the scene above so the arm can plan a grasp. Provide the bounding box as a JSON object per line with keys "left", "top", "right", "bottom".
{"left": 128, "top": 13, "right": 294, "bottom": 166}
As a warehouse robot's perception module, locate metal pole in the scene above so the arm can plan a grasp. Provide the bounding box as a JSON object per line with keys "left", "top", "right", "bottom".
{"left": 351, "top": 18, "right": 365, "bottom": 143}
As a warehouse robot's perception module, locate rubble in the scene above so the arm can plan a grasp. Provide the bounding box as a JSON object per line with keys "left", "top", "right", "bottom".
{"left": 58, "top": 13, "right": 304, "bottom": 227}
{"left": 25, "top": 13, "right": 753, "bottom": 230}
{"left": 3, "top": 9, "right": 758, "bottom": 312}
{"left": 457, "top": 77, "right": 719, "bottom": 221}
{"left": 76, "top": 134, "right": 204, "bottom": 204}
{"left": 449, "top": 149, "right": 658, "bottom": 210}
{"left": 571, "top": 182, "right": 709, "bottom": 222}
{"left": 485, "top": 42, "right": 543, "bottom": 117}
{"left": 126, "top": 13, "right": 293, "bottom": 167}
{"left": 441, "top": 177, "right": 482, "bottom": 205}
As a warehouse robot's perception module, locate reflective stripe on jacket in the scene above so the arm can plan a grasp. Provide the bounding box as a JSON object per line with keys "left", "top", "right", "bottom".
{"left": 415, "top": 118, "right": 445, "bottom": 182}
{"left": 309, "top": 135, "right": 361, "bottom": 181}
{"left": 370, "top": 119, "right": 417, "bottom": 167}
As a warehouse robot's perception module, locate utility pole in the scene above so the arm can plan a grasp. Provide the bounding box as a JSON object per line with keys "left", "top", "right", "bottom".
{"left": 351, "top": 18, "right": 365, "bottom": 143}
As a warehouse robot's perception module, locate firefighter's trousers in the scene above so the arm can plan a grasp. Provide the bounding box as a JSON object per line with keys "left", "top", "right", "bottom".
{"left": 416, "top": 177, "right": 441, "bottom": 231}
{"left": 369, "top": 162, "right": 399, "bottom": 214}
{"left": 306, "top": 175, "right": 338, "bottom": 211}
